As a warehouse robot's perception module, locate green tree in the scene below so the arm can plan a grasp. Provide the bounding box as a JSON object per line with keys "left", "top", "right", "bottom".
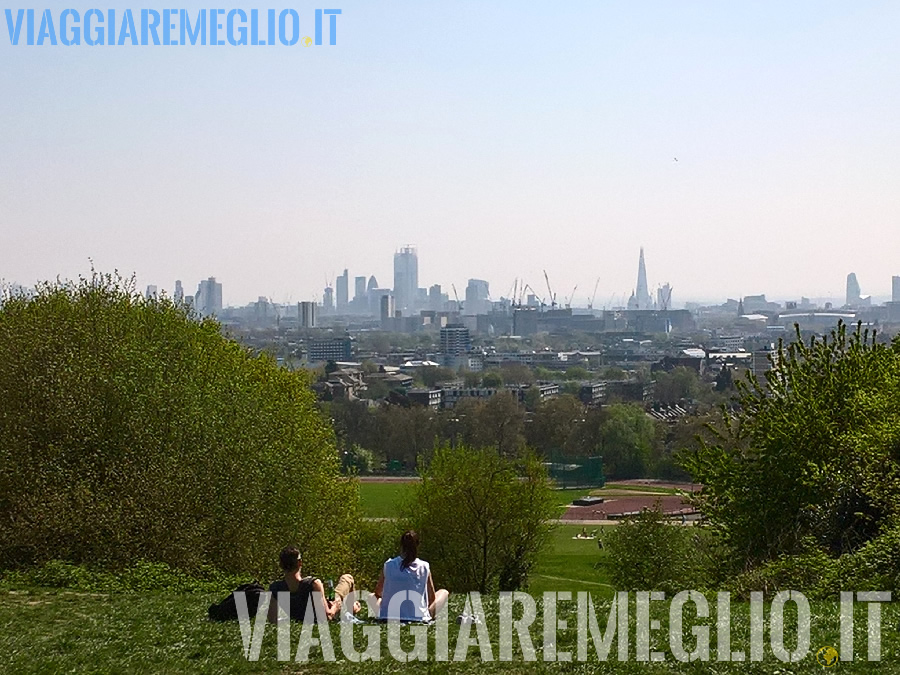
{"left": 603, "top": 505, "right": 706, "bottom": 593}
{"left": 463, "top": 370, "right": 482, "bottom": 387}
{"left": 0, "top": 273, "right": 358, "bottom": 578}
{"left": 480, "top": 369, "right": 503, "bottom": 388}
{"left": 714, "top": 365, "right": 734, "bottom": 392}
{"left": 526, "top": 394, "right": 584, "bottom": 457}
{"left": 403, "top": 445, "right": 555, "bottom": 593}
{"left": 653, "top": 366, "right": 700, "bottom": 404}
{"left": 420, "top": 365, "right": 455, "bottom": 388}
{"left": 500, "top": 363, "right": 535, "bottom": 385}
{"left": 681, "top": 322, "right": 900, "bottom": 569}
{"left": 564, "top": 366, "right": 590, "bottom": 381}
{"left": 600, "top": 403, "right": 658, "bottom": 478}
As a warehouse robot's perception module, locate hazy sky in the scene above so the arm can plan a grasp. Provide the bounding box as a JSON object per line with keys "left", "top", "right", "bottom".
{"left": 2, "top": 1, "right": 899, "bottom": 307}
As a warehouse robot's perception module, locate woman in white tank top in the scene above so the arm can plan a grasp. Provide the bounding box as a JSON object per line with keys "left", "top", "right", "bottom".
{"left": 374, "top": 530, "right": 450, "bottom": 621}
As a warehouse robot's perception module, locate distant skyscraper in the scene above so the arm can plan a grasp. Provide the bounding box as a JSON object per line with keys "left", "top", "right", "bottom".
{"left": 429, "top": 284, "right": 442, "bottom": 310}
{"left": 323, "top": 286, "right": 334, "bottom": 313}
{"left": 657, "top": 283, "right": 672, "bottom": 310}
{"left": 465, "top": 279, "right": 490, "bottom": 315}
{"left": 893, "top": 276, "right": 900, "bottom": 303}
{"left": 195, "top": 277, "right": 222, "bottom": 317}
{"left": 630, "top": 247, "right": 654, "bottom": 310}
{"left": 379, "top": 293, "right": 395, "bottom": 326}
{"left": 846, "top": 273, "right": 862, "bottom": 307}
{"left": 174, "top": 280, "right": 184, "bottom": 303}
{"left": 393, "top": 246, "right": 418, "bottom": 313}
{"left": 354, "top": 276, "right": 366, "bottom": 302}
{"left": 145, "top": 285, "right": 157, "bottom": 300}
{"left": 336, "top": 269, "right": 349, "bottom": 311}
{"left": 299, "top": 301, "right": 317, "bottom": 328}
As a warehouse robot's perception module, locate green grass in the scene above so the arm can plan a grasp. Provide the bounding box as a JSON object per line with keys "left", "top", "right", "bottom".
{"left": 359, "top": 482, "right": 413, "bottom": 519}
{"left": 530, "top": 524, "right": 613, "bottom": 596}
{"left": 2, "top": 587, "right": 897, "bottom": 673}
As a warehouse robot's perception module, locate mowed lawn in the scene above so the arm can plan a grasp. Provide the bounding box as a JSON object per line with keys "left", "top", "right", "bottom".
{"left": 358, "top": 483, "right": 614, "bottom": 520}
{"left": 360, "top": 482, "right": 612, "bottom": 596}
{"left": 2, "top": 587, "right": 898, "bottom": 673}
{"left": 358, "top": 481, "right": 414, "bottom": 519}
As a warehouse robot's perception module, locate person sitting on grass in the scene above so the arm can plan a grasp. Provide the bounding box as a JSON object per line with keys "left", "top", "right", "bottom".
{"left": 267, "top": 546, "right": 360, "bottom": 623}
{"left": 374, "top": 530, "right": 449, "bottom": 622}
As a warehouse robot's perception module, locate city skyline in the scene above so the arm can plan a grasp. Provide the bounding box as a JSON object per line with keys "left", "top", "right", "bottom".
{"left": 3, "top": 2, "right": 900, "bottom": 305}
{"left": 10, "top": 243, "right": 888, "bottom": 312}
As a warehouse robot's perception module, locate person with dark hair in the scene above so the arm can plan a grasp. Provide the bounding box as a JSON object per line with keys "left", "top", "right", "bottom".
{"left": 267, "top": 546, "right": 360, "bottom": 623}
{"left": 374, "top": 530, "right": 449, "bottom": 622}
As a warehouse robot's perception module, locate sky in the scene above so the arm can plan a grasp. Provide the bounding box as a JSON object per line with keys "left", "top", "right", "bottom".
{"left": 2, "top": 1, "right": 899, "bottom": 307}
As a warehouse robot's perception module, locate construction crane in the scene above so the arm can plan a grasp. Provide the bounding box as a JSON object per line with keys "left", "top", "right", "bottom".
{"left": 543, "top": 270, "right": 556, "bottom": 309}
{"left": 451, "top": 283, "right": 463, "bottom": 313}
{"left": 520, "top": 283, "right": 540, "bottom": 306}
{"left": 588, "top": 277, "right": 601, "bottom": 311}
{"left": 658, "top": 284, "right": 673, "bottom": 311}
{"left": 565, "top": 284, "right": 577, "bottom": 309}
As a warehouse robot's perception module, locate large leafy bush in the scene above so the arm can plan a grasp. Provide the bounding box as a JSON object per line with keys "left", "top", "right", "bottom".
{"left": 0, "top": 273, "right": 357, "bottom": 578}
{"left": 681, "top": 322, "right": 900, "bottom": 573}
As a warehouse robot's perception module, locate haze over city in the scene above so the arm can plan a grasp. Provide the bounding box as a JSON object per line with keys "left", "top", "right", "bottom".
{"left": 2, "top": 1, "right": 899, "bottom": 305}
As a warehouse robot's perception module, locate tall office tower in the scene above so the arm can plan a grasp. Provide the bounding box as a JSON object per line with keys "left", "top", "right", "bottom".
{"left": 195, "top": 277, "right": 223, "bottom": 317}
{"left": 440, "top": 324, "right": 471, "bottom": 355}
{"left": 145, "top": 285, "right": 158, "bottom": 300}
{"left": 379, "top": 293, "right": 395, "bottom": 325}
{"left": 354, "top": 276, "right": 367, "bottom": 302}
{"left": 657, "top": 283, "right": 673, "bottom": 310}
{"left": 893, "top": 276, "right": 900, "bottom": 303}
{"left": 429, "top": 284, "right": 442, "bottom": 310}
{"left": 393, "top": 246, "right": 418, "bottom": 313}
{"left": 846, "top": 273, "right": 862, "bottom": 307}
{"left": 465, "top": 279, "right": 490, "bottom": 315}
{"left": 367, "top": 276, "right": 378, "bottom": 294}
{"left": 299, "top": 301, "right": 317, "bottom": 328}
{"left": 632, "top": 247, "right": 654, "bottom": 310}
{"left": 336, "top": 269, "right": 349, "bottom": 311}
{"left": 323, "top": 286, "right": 334, "bottom": 312}
{"left": 174, "top": 280, "right": 184, "bottom": 303}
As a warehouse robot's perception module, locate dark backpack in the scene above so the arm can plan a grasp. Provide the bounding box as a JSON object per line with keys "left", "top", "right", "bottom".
{"left": 207, "top": 582, "right": 267, "bottom": 622}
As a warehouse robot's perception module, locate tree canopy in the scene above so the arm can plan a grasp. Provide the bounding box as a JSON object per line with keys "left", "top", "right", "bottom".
{"left": 681, "top": 322, "right": 900, "bottom": 568}
{"left": 0, "top": 274, "right": 357, "bottom": 577}
{"left": 402, "top": 445, "right": 555, "bottom": 593}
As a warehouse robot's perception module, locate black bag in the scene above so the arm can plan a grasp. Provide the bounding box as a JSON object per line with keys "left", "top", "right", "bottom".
{"left": 207, "top": 582, "right": 267, "bottom": 621}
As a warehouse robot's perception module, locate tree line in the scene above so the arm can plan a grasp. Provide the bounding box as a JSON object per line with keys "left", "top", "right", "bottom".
{"left": 324, "top": 392, "right": 698, "bottom": 480}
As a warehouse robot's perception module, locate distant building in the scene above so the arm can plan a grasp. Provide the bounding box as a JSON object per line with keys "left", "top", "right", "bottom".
{"left": 440, "top": 324, "right": 471, "bottom": 355}
{"left": 393, "top": 246, "right": 418, "bottom": 313}
{"left": 846, "top": 273, "right": 862, "bottom": 307}
{"left": 893, "top": 276, "right": 900, "bottom": 303}
{"left": 715, "top": 335, "right": 745, "bottom": 351}
{"left": 195, "top": 277, "right": 223, "bottom": 317}
{"left": 336, "top": 269, "right": 349, "bottom": 311}
{"left": 308, "top": 337, "right": 352, "bottom": 363}
{"left": 299, "top": 301, "right": 317, "bottom": 328}
{"left": 354, "top": 276, "right": 367, "bottom": 302}
{"left": 407, "top": 389, "right": 443, "bottom": 409}
{"left": 429, "top": 284, "right": 442, "bottom": 310}
{"left": 380, "top": 293, "right": 395, "bottom": 326}
{"left": 465, "top": 279, "right": 490, "bottom": 315}
{"left": 173, "top": 280, "right": 184, "bottom": 303}
{"left": 145, "top": 285, "right": 157, "bottom": 300}
{"left": 657, "top": 283, "right": 672, "bottom": 310}
{"left": 323, "top": 286, "right": 334, "bottom": 313}
{"left": 627, "top": 247, "right": 655, "bottom": 310}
